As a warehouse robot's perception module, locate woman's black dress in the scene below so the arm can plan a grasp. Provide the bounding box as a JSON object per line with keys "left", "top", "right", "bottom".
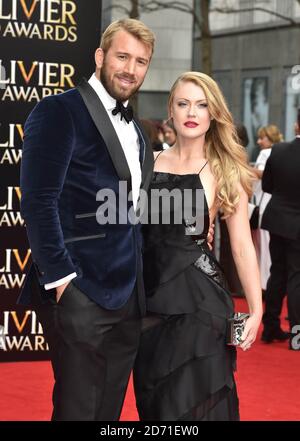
{"left": 133, "top": 168, "right": 240, "bottom": 421}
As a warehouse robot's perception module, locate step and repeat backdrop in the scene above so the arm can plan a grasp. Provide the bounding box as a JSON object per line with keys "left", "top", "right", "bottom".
{"left": 0, "top": 0, "right": 102, "bottom": 361}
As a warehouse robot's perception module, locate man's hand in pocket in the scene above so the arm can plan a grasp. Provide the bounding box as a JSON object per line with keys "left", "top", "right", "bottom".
{"left": 56, "top": 281, "right": 70, "bottom": 303}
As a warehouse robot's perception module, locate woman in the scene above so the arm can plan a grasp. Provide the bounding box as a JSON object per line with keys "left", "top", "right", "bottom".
{"left": 133, "top": 72, "right": 262, "bottom": 421}
{"left": 252, "top": 125, "right": 283, "bottom": 293}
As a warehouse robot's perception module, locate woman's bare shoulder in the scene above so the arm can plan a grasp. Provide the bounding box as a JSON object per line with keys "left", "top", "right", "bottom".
{"left": 153, "top": 151, "right": 162, "bottom": 160}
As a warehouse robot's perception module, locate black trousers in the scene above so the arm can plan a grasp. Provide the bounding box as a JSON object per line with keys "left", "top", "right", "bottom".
{"left": 263, "top": 233, "right": 300, "bottom": 331}
{"left": 31, "top": 274, "right": 145, "bottom": 421}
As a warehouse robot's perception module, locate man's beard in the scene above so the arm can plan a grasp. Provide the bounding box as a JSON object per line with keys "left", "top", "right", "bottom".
{"left": 100, "top": 63, "right": 139, "bottom": 102}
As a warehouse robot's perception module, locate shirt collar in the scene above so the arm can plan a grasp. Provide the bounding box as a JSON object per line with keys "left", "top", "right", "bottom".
{"left": 88, "top": 73, "right": 129, "bottom": 112}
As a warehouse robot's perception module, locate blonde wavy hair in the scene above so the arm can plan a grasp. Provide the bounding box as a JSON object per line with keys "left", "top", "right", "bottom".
{"left": 257, "top": 125, "right": 283, "bottom": 144}
{"left": 168, "top": 71, "right": 255, "bottom": 217}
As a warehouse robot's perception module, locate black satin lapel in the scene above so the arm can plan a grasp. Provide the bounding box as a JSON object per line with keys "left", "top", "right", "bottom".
{"left": 133, "top": 118, "right": 154, "bottom": 193}
{"left": 77, "top": 79, "right": 131, "bottom": 184}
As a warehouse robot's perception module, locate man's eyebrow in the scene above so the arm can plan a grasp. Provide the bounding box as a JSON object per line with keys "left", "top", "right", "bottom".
{"left": 116, "top": 51, "right": 150, "bottom": 63}
{"left": 136, "top": 56, "right": 150, "bottom": 63}
{"left": 116, "top": 51, "right": 149, "bottom": 61}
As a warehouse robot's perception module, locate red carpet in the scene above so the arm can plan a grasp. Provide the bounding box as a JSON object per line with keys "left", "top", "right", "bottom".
{"left": 0, "top": 298, "right": 299, "bottom": 421}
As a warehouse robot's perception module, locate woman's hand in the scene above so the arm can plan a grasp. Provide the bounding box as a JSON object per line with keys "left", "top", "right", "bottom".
{"left": 239, "top": 312, "right": 262, "bottom": 351}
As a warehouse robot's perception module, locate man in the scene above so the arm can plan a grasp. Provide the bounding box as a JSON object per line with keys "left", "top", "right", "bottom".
{"left": 261, "top": 110, "right": 300, "bottom": 348}
{"left": 19, "top": 19, "right": 155, "bottom": 420}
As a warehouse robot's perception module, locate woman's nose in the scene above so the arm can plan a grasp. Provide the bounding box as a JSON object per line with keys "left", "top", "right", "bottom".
{"left": 187, "top": 105, "right": 196, "bottom": 117}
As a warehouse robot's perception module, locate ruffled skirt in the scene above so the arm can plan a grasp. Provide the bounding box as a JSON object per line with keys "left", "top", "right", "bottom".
{"left": 133, "top": 261, "right": 239, "bottom": 421}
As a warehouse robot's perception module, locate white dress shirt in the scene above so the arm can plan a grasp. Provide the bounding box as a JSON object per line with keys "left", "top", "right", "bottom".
{"left": 253, "top": 147, "right": 272, "bottom": 221}
{"left": 45, "top": 74, "right": 142, "bottom": 290}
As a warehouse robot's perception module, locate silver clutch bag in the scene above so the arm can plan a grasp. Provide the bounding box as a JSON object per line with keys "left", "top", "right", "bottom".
{"left": 226, "top": 312, "right": 250, "bottom": 346}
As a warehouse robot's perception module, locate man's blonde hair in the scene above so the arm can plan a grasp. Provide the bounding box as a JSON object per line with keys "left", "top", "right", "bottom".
{"left": 100, "top": 18, "right": 155, "bottom": 55}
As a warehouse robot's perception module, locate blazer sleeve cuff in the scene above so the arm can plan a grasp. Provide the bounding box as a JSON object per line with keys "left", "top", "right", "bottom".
{"left": 33, "top": 256, "right": 77, "bottom": 285}
{"left": 44, "top": 272, "right": 77, "bottom": 290}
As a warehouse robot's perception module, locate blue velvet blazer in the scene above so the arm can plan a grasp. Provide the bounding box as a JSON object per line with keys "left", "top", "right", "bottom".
{"left": 19, "top": 79, "right": 154, "bottom": 309}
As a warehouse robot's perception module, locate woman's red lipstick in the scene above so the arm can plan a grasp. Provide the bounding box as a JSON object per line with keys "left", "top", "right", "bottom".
{"left": 184, "top": 121, "right": 199, "bottom": 128}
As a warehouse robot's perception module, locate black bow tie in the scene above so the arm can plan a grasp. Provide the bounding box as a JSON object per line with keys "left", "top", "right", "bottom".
{"left": 112, "top": 100, "right": 133, "bottom": 124}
